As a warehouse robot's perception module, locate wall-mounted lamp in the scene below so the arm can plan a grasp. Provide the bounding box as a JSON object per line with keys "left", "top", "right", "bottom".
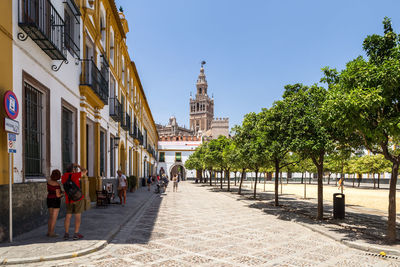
{"left": 114, "top": 135, "right": 120, "bottom": 147}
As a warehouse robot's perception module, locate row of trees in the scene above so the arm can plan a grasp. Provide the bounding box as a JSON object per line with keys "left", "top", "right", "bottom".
{"left": 185, "top": 18, "right": 400, "bottom": 243}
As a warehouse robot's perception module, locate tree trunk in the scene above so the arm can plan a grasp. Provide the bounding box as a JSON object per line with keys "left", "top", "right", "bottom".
{"left": 358, "top": 173, "right": 361, "bottom": 187}
{"left": 328, "top": 173, "right": 331, "bottom": 185}
{"left": 209, "top": 170, "right": 213, "bottom": 186}
{"left": 378, "top": 173, "right": 381, "bottom": 189}
{"left": 220, "top": 170, "right": 223, "bottom": 189}
{"left": 301, "top": 172, "right": 304, "bottom": 184}
{"left": 387, "top": 162, "right": 398, "bottom": 243}
{"left": 373, "top": 173, "right": 376, "bottom": 189}
{"left": 227, "top": 170, "right": 231, "bottom": 192}
{"left": 317, "top": 163, "right": 324, "bottom": 220}
{"left": 274, "top": 160, "right": 280, "bottom": 206}
{"left": 238, "top": 169, "right": 245, "bottom": 195}
{"left": 253, "top": 170, "right": 258, "bottom": 199}
{"left": 309, "top": 173, "right": 312, "bottom": 184}
{"left": 263, "top": 173, "right": 266, "bottom": 192}
{"left": 352, "top": 174, "right": 355, "bottom": 188}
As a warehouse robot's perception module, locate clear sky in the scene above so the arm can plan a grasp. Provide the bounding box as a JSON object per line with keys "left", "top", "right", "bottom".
{"left": 115, "top": 0, "right": 400, "bottom": 130}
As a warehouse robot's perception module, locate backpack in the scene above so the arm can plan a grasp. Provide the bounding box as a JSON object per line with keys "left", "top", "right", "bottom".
{"left": 63, "top": 174, "right": 82, "bottom": 201}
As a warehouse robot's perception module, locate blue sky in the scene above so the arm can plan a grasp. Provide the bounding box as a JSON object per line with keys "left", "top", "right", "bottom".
{"left": 115, "top": 0, "right": 400, "bottom": 129}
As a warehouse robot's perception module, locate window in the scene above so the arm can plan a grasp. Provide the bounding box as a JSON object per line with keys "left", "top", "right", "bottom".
{"left": 159, "top": 152, "right": 165, "bottom": 162}
{"left": 24, "top": 77, "right": 49, "bottom": 178}
{"left": 25, "top": 83, "right": 44, "bottom": 176}
{"left": 110, "top": 136, "right": 115, "bottom": 177}
{"left": 121, "top": 57, "right": 125, "bottom": 85}
{"left": 64, "top": 4, "right": 80, "bottom": 58}
{"left": 175, "top": 152, "right": 182, "bottom": 162}
{"left": 110, "top": 30, "right": 115, "bottom": 65}
{"left": 62, "top": 107, "right": 73, "bottom": 172}
{"left": 100, "top": 11, "right": 106, "bottom": 46}
{"left": 100, "top": 130, "right": 105, "bottom": 176}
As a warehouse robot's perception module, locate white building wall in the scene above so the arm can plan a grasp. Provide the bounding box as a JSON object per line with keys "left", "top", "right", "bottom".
{"left": 156, "top": 140, "right": 202, "bottom": 179}
{"left": 12, "top": 0, "right": 82, "bottom": 182}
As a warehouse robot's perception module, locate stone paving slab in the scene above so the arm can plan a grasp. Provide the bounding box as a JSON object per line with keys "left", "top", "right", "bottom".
{"left": 23, "top": 182, "right": 400, "bottom": 266}
{"left": 0, "top": 186, "right": 155, "bottom": 265}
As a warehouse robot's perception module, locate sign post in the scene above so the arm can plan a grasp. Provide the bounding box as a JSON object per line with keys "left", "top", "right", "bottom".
{"left": 4, "top": 91, "right": 19, "bottom": 243}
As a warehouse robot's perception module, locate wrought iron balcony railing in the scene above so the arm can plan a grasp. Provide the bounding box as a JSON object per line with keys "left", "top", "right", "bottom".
{"left": 121, "top": 113, "right": 130, "bottom": 131}
{"left": 18, "top": 0, "right": 66, "bottom": 60}
{"left": 81, "top": 59, "right": 109, "bottom": 104}
{"left": 109, "top": 97, "right": 122, "bottom": 122}
{"left": 138, "top": 129, "right": 144, "bottom": 146}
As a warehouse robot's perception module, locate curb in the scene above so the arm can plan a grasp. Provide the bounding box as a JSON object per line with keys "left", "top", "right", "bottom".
{"left": 206, "top": 184, "right": 400, "bottom": 258}
{"left": 0, "top": 192, "right": 157, "bottom": 265}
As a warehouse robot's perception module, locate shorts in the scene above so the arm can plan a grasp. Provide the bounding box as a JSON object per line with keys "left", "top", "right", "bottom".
{"left": 47, "top": 198, "right": 61, "bottom": 209}
{"left": 66, "top": 199, "right": 84, "bottom": 214}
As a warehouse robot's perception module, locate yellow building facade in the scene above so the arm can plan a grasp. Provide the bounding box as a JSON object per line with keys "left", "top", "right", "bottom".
{"left": 0, "top": 1, "right": 13, "bottom": 185}
{"left": 78, "top": 0, "right": 158, "bottom": 200}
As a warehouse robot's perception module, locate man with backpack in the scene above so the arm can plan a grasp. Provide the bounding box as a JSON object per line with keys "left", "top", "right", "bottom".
{"left": 61, "top": 163, "right": 87, "bottom": 240}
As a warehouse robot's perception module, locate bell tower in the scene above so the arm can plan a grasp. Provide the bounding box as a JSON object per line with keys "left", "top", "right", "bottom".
{"left": 190, "top": 61, "right": 214, "bottom": 133}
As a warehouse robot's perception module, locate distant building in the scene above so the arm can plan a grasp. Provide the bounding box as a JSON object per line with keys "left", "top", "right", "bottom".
{"left": 156, "top": 62, "right": 229, "bottom": 178}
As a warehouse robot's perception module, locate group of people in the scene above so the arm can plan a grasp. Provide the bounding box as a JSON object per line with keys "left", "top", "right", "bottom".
{"left": 151, "top": 173, "right": 181, "bottom": 193}
{"left": 46, "top": 164, "right": 87, "bottom": 240}
{"left": 46, "top": 165, "right": 129, "bottom": 240}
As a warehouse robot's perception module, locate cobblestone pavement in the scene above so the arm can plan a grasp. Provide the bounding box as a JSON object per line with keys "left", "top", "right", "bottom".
{"left": 27, "top": 182, "right": 399, "bottom": 267}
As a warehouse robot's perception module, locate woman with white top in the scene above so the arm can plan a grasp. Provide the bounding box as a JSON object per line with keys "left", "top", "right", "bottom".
{"left": 117, "top": 170, "right": 127, "bottom": 206}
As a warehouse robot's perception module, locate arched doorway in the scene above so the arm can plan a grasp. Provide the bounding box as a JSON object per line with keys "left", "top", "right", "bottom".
{"left": 119, "top": 141, "right": 126, "bottom": 174}
{"left": 169, "top": 163, "right": 186, "bottom": 180}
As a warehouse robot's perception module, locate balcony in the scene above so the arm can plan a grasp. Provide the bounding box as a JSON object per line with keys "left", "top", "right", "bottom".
{"left": 138, "top": 129, "right": 144, "bottom": 146}
{"left": 109, "top": 97, "right": 122, "bottom": 122}
{"left": 81, "top": 59, "right": 109, "bottom": 105}
{"left": 18, "top": 0, "right": 66, "bottom": 60}
{"left": 121, "top": 113, "right": 130, "bottom": 131}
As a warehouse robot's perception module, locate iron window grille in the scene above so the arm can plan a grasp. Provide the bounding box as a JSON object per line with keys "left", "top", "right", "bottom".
{"left": 18, "top": 0, "right": 66, "bottom": 60}
{"left": 80, "top": 59, "right": 109, "bottom": 104}
{"left": 25, "top": 82, "right": 44, "bottom": 177}
{"left": 62, "top": 107, "right": 73, "bottom": 173}
{"left": 109, "top": 97, "right": 122, "bottom": 122}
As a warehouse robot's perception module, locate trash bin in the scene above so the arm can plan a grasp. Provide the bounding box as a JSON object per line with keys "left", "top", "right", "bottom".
{"left": 333, "top": 193, "right": 345, "bottom": 219}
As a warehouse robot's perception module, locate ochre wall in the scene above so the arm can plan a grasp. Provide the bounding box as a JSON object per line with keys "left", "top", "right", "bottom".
{"left": 0, "top": 1, "right": 13, "bottom": 185}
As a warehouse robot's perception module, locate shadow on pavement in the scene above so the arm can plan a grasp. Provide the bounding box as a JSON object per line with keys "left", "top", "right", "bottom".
{"left": 199, "top": 182, "right": 400, "bottom": 246}
{"left": 0, "top": 185, "right": 164, "bottom": 260}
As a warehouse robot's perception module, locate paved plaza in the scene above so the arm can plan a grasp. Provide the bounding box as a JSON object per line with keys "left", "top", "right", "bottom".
{"left": 12, "top": 182, "right": 395, "bottom": 267}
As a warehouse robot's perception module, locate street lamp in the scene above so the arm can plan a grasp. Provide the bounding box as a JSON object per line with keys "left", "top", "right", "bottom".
{"left": 114, "top": 135, "right": 120, "bottom": 148}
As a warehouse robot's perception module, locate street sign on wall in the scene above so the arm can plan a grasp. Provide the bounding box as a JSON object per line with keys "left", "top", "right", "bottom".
{"left": 4, "top": 118, "right": 19, "bottom": 134}
{"left": 8, "top": 133, "right": 16, "bottom": 153}
{"left": 4, "top": 91, "right": 19, "bottom": 120}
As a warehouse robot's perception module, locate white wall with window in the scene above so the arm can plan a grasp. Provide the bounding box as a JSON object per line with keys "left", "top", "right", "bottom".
{"left": 12, "top": 0, "right": 82, "bottom": 182}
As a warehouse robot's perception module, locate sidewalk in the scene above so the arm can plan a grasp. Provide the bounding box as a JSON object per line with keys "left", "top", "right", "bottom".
{"left": 210, "top": 183, "right": 400, "bottom": 257}
{"left": 0, "top": 186, "right": 156, "bottom": 265}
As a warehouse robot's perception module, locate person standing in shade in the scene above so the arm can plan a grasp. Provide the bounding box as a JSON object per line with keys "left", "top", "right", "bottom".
{"left": 47, "top": 169, "right": 63, "bottom": 237}
{"left": 172, "top": 174, "right": 179, "bottom": 192}
{"left": 147, "top": 175, "right": 152, "bottom": 191}
{"left": 117, "top": 170, "right": 127, "bottom": 205}
{"left": 62, "top": 164, "right": 87, "bottom": 240}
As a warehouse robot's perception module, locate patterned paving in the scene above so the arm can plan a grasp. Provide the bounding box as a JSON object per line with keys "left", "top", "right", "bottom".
{"left": 29, "top": 182, "right": 399, "bottom": 267}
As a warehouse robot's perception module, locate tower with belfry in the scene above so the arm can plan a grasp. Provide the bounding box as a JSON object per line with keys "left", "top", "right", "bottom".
{"left": 189, "top": 61, "right": 215, "bottom": 133}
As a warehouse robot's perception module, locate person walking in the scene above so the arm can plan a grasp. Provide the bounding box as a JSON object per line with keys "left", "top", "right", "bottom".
{"left": 172, "top": 174, "right": 179, "bottom": 192}
{"left": 46, "top": 169, "right": 62, "bottom": 237}
{"left": 62, "top": 164, "right": 87, "bottom": 240}
{"left": 117, "top": 170, "right": 127, "bottom": 205}
{"left": 147, "top": 175, "right": 152, "bottom": 191}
